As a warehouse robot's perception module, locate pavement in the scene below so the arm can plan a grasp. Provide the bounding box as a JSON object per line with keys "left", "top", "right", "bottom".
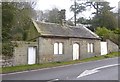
{"left": 2, "top": 57, "right": 119, "bottom": 81}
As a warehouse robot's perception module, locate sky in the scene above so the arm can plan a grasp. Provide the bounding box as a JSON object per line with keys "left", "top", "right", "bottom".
{"left": 34, "top": 0, "right": 120, "bottom": 20}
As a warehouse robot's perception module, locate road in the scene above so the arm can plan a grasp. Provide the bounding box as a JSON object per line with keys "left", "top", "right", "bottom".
{"left": 2, "top": 57, "right": 119, "bottom": 81}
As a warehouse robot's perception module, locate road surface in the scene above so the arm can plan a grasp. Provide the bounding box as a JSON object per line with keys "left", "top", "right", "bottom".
{"left": 2, "top": 57, "right": 119, "bottom": 81}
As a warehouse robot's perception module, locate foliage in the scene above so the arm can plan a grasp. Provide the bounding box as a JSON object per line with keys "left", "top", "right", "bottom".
{"left": 2, "top": 3, "right": 16, "bottom": 58}
{"left": 2, "top": 2, "right": 35, "bottom": 57}
{"left": 70, "top": 1, "right": 117, "bottom": 31}
{"left": 85, "top": 1, "right": 113, "bottom": 15}
{"left": 70, "top": 0, "right": 86, "bottom": 26}
{"left": 35, "top": 8, "right": 66, "bottom": 24}
{"left": 114, "top": 28, "right": 120, "bottom": 34}
{"left": 45, "top": 8, "right": 60, "bottom": 23}
{"left": 2, "top": 42, "right": 14, "bottom": 59}
{"left": 92, "top": 11, "right": 117, "bottom": 30}
{"left": 95, "top": 27, "right": 111, "bottom": 37}
{"left": 89, "top": 2, "right": 117, "bottom": 30}
{"left": 27, "top": 22, "right": 39, "bottom": 40}
{"left": 77, "top": 17, "right": 90, "bottom": 24}
{"left": 95, "top": 27, "right": 119, "bottom": 45}
{"left": 70, "top": 1, "right": 86, "bottom": 14}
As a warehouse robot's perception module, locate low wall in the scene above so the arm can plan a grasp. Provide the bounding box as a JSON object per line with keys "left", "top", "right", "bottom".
{"left": 1, "top": 59, "right": 13, "bottom": 67}
{"left": 107, "top": 39, "right": 119, "bottom": 53}
{"left": 13, "top": 41, "right": 38, "bottom": 66}
{"left": 2, "top": 41, "right": 38, "bottom": 67}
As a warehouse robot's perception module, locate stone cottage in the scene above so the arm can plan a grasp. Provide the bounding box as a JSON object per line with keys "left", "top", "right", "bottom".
{"left": 12, "top": 19, "right": 102, "bottom": 66}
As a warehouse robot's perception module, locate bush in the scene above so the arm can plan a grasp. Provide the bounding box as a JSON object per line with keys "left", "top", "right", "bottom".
{"left": 94, "top": 55, "right": 98, "bottom": 57}
{"left": 2, "top": 42, "right": 14, "bottom": 59}
{"left": 56, "top": 61, "right": 61, "bottom": 63}
{"left": 95, "top": 27, "right": 119, "bottom": 45}
{"left": 104, "top": 55, "right": 109, "bottom": 58}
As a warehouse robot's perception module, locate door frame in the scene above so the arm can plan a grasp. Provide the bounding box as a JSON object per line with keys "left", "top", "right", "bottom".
{"left": 100, "top": 42, "right": 108, "bottom": 55}
{"left": 27, "top": 46, "right": 37, "bottom": 64}
{"left": 72, "top": 43, "right": 80, "bottom": 60}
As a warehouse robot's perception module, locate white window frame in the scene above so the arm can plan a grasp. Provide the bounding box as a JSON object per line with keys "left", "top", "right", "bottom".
{"left": 87, "top": 43, "right": 94, "bottom": 53}
{"left": 87, "top": 43, "right": 90, "bottom": 53}
{"left": 58, "top": 43, "right": 63, "bottom": 54}
{"left": 54, "top": 42, "right": 63, "bottom": 55}
{"left": 54, "top": 43, "right": 59, "bottom": 54}
{"left": 90, "top": 43, "right": 94, "bottom": 53}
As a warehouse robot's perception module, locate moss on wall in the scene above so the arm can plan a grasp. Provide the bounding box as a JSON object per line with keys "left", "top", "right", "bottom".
{"left": 27, "top": 22, "right": 40, "bottom": 41}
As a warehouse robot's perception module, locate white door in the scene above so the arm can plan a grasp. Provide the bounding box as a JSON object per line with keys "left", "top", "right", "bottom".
{"left": 73, "top": 43, "right": 79, "bottom": 60}
{"left": 28, "top": 47, "right": 36, "bottom": 64}
{"left": 101, "top": 42, "right": 108, "bottom": 55}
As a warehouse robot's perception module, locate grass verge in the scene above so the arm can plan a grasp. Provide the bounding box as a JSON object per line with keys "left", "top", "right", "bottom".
{"left": 1, "top": 52, "right": 120, "bottom": 74}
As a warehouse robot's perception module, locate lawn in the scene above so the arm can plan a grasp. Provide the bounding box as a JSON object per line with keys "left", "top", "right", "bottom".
{"left": 1, "top": 52, "right": 120, "bottom": 74}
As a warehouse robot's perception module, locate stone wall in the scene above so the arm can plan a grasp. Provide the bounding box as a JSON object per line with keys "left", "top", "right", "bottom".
{"left": 2, "top": 38, "right": 101, "bottom": 66}
{"left": 107, "top": 39, "right": 119, "bottom": 53}
{"left": 70, "top": 38, "right": 101, "bottom": 59}
{"left": 38, "top": 37, "right": 72, "bottom": 63}
{"left": 38, "top": 37, "right": 101, "bottom": 63}
{"left": 1, "top": 58, "right": 13, "bottom": 67}
{"left": 12, "top": 41, "right": 38, "bottom": 66}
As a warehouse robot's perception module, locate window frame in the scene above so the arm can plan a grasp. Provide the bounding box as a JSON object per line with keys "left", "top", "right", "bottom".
{"left": 54, "top": 42, "right": 63, "bottom": 55}
{"left": 87, "top": 43, "right": 94, "bottom": 53}
{"left": 54, "top": 42, "right": 59, "bottom": 55}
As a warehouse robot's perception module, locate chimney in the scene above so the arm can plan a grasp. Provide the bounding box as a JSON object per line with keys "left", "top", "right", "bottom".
{"left": 58, "top": 9, "right": 66, "bottom": 25}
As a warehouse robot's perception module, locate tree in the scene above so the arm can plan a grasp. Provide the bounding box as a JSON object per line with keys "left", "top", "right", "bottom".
{"left": 38, "top": 8, "right": 66, "bottom": 24}
{"left": 85, "top": 1, "right": 113, "bottom": 15}
{"left": 91, "top": 2, "right": 117, "bottom": 30}
{"left": 2, "top": 3, "right": 15, "bottom": 41}
{"left": 118, "top": 8, "right": 120, "bottom": 28}
{"left": 99, "top": 10, "right": 118, "bottom": 30}
{"left": 95, "top": 27, "right": 119, "bottom": 46}
{"left": 48, "top": 8, "right": 60, "bottom": 23}
{"left": 70, "top": 0, "right": 86, "bottom": 26}
{"left": 34, "top": 10, "right": 44, "bottom": 21}
{"left": 35, "top": 9, "right": 59, "bottom": 23}
{"left": 70, "top": 0, "right": 117, "bottom": 30}
{"left": 77, "top": 17, "right": 90, "bottom": 24}
{"left": 2, "top": 2, "right": 36, "bottom": 58}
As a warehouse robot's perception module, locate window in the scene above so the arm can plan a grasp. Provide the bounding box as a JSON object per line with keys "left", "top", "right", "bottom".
{"left": 54, "top": 43, "right": 58, "bottom": 54}
{"left": 87, "top": 43, "right": 90, "bottom": 53}
{"left": 90, "top": 43, "right": 93, "bottom": 53}
{"left": 59, "top": 43, "right": 63, "bottom": 54}
{"left": 87, "top": 43, "right": 94, "bottom": 53}
{"left": 54, "top": 42, "right": 63, "bottom": 55}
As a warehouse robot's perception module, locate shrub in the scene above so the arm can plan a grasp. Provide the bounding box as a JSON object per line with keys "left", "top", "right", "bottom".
{"left": 104, "top": 55, "right": 109, "bottom": 58}
{"left": 2, "top": 42, "right": 14, "bottom": 59}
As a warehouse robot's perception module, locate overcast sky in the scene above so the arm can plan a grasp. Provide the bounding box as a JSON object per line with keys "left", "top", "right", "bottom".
{"left": 34, "top": 0, "right": 120, "bottom": 19}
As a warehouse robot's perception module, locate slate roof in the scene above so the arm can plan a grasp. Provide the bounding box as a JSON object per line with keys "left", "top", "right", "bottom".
{"left": 32, "top": 20, "right": 100, "bottom": 39}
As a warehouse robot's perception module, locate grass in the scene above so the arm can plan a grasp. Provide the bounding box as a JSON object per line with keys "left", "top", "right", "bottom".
{"left": 1, "top": 52, "right": 120, "bottom": 74}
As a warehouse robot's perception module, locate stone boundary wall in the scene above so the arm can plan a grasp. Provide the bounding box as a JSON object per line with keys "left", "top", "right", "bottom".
{"left": 1, "top": 41, "right": 38, "bottom": 67}
{"left": 1, "top": 59, "right": 13, "bottom": 67}
{"left": 106, "top": 39, "right": 119, "bottom": 53}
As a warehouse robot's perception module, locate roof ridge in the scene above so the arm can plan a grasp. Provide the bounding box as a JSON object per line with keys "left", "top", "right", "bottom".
{"left": 36, "top": 21, "right": 62, "bottom": 26}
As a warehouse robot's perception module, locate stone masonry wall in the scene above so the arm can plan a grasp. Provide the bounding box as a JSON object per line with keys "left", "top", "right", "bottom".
{"left": 38, "top": 37, "right": 101, "bottom": 63}
{"left": 107, "top": 39, "right": 119, "bottom": 53}
{"left": 2, "top": 38, "right": 101, "bottom": 66}
{"left": 12, "top": 41, "right": 38, "bottom": 66}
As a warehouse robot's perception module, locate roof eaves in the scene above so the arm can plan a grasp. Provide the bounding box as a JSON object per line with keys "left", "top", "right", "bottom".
{"left": 40, "top": 34, "right": 101, "bottom": 40}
